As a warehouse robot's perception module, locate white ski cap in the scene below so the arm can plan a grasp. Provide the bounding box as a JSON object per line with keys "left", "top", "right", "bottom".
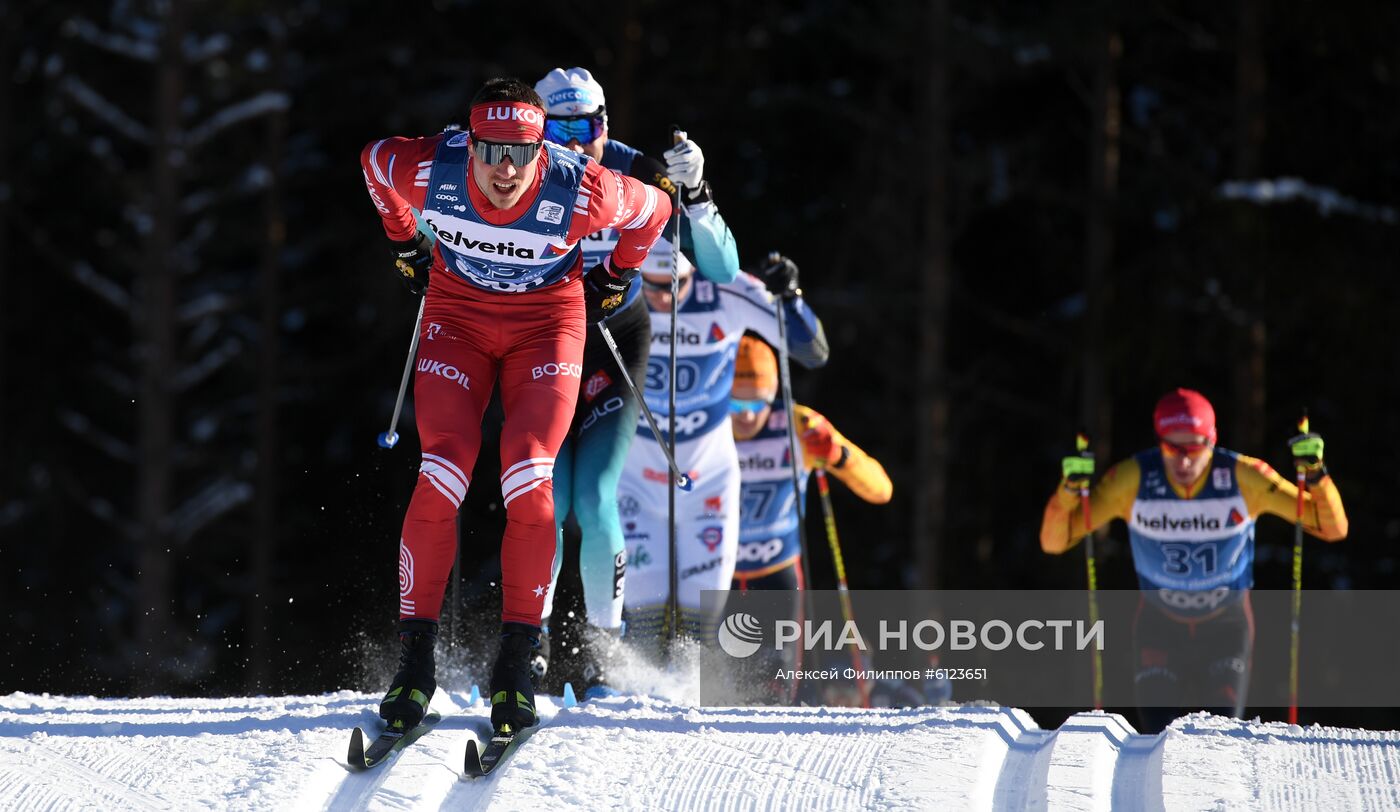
{"left": 639, "top": 236, "right": 694, "bottom": 280}
{"left": 535, "top": 67, "right": 606, "bottom": 116}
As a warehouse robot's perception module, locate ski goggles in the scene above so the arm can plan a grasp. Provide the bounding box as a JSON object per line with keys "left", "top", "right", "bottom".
{"left": 729, "top": 398, "right": 772, "bottom": 415}
{"left": 641, "top": 271, "right": 694, "bottom": 292}
{"left": 543, "top": 112, "right": 607, "bottom": 145}
{"left": 1160, "top": 439, "right": 1212, "bottom": 459}
{"left": 471, "top": 139, "right": 542, "bottom": 166}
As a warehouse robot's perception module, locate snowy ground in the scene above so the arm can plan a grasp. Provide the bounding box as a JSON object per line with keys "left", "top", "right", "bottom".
{"left": 5, "top": 690, "right": 1400, "bottom": 811}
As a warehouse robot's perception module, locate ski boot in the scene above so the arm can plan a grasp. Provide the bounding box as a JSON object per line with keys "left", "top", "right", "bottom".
{"left": 490, "top": 622, "right": 541, "bottom": 731}
{"left": 530, "top": 626, "right": 550, "bottom": 684}
{"left": 579, "top": 626, "right": 624, "bottom": 700}
{"left": 378, "top": 619, "right": 438, "bottom": 728}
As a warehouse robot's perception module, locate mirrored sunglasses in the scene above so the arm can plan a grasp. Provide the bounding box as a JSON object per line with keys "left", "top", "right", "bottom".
{"left": 1160, "top": 439, "right": 1211, "bottom": 459}
{"left": 641, "top": 272, "right": 694, "bottom": 292}
{"left": 729, "top": 398, "right": 771, "bottom": 415}
{"left": 472, "top": 139, "right": 541, "bottom": 166}
{"left": 543, "top": 113, "right": 607, "bottom": 145}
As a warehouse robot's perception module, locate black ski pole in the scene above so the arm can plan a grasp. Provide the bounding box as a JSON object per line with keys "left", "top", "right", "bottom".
{"left": 771, "top": 255, "right": 813, "bottom": 598}
{"left": 1074, "top": 431, "right": 1103, "bottom": 710}
{"left": 666, "top": 126, "right": 685, "bottom": 648}
{"left": 1289, "top": 410, "right": 1310, "bottom": 725}
{"left": 377, "top": 297, "right": 426, "bottom": 448}
{"left": 595, "top": 322, "right": 692, "bottom": 491}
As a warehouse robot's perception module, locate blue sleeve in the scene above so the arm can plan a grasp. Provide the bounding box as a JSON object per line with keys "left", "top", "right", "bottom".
{"left": 680, "top": 200, "right": 740, "bottom": 284}
{"left": 780, "top": 295, "right": 829, "bottom": 370}
{"left": 723, "top": 273, "right": 829, "bottom": 370}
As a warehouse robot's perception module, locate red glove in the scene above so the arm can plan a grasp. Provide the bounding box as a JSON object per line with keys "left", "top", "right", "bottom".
{"left": 801, "top": 417, "right": 843, "bottom": 467}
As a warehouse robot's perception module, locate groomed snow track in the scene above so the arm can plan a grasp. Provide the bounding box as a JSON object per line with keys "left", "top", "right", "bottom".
{"left": 3, "top": 692, "right": 1400, "bottom": 810}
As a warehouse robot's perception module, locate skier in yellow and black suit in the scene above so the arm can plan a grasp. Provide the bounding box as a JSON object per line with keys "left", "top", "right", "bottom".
{"left": 1041, "top": 388, "right": 1348, "bottom": 732}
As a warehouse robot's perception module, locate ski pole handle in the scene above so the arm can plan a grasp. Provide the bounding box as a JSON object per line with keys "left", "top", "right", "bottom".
{"left": 1075, "top": 431, "right": 1094, "bottom": 532}
{"left": 1294, "top": 413, "right": 1310, "bottom": 520}
{"left": 669, "top": 126, "right": 687, "bottom": 196}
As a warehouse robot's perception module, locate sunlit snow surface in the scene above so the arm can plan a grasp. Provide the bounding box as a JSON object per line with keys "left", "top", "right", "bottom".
{"left": 3, "top": 687, "right": 1400, "bottom": 810}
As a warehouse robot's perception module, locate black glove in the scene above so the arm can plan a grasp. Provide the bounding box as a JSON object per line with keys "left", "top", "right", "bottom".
{"left": 759, "top": 252, "right": 800, "bottom": 299}
{"left": 390, "top": 232, "right": 433, "bottom": 296}
{"left": 681, "top": 179, "right": 713, "bottom": 206}
{"left": 584, "top": 261, "right": 637, "bottom": 324}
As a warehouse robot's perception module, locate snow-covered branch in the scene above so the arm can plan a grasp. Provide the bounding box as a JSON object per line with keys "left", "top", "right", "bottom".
{"left": 62, "top": 17, "right": 158, "bottom": 62}
{"left": 185, "top": 92, "right": 290, "bottom": 148}
{"left": 85, "top": 135, "right": 128, "bottom": 175}
{"left": 87, "top": 494, "right": 137, "bottom": 541}
{"left": 93, "top": 364, "right": 136, "bottom": 399}
{"left": 242, "top": 164, "right": 274, "bottom": 191}
{"left": 176, "top": 216, "right": 216, "bottom": 260}
{"left": 168, "top": 476, "right": 253, "bottom": 544}
{"left": 181, "top": 189, "right": 216, "bottom": 215}
{"left": 123, "top": 204, "right": 153, "bottom": 236}
{"left": 172, "top": 337, "right": 243, "bottom": 392}
{"left": 60, "top": 76, "right": 151, "bottom": 145}
{"left": 1217, "top": 178, "right": 1399, "bottom": 225}
{"left": 46, "top": 461, "right": 137, "bottom": 542}
{"left": 183, "top": 167, "right": 276, "bottom": 216}
{"left": 59, "top": 409, "right": 134, "bottom": 464}
{"left": 69, "top": 261, "right": 133, "bottom": 311}
{"left": 182, "top": 32, "right": 231, "bottom": 63}
{"left": 185, "top": 316, "right": 220, "bottom": 353}
{"left": 178, "top": 292, "right": 235, "bottom": 324}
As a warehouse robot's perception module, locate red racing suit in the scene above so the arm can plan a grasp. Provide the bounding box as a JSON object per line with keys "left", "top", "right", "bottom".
{"left": 361, "top": 132, "right": 670, "bottom": 627}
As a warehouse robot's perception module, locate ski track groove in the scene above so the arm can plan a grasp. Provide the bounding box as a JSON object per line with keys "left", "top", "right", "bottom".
{"left": 1108, "top": 731, "right": 1166, "bottom": 812}
{"left": 324, "top": 732, "right": 466, "bottom": 812}
{"left": 723, "top": 725, "right": 878, "bottom": 808}
{"left": 456, "top": 730, "right": 524, "bottom": 812}
{"left": 605, "top": 707, "right": 955, "bottom": 810}
{"left": 441, "top": 702, "right": 562, "bottom": 812}
{"left": 991, "top": 728, "right": 1055, "bottom": 811}
{"left": 1249, "top": 732, "right": 1400, "bottom": 810}
{"left": 10, "top": 695, "right": 1400, "bottom": 810}
{"left": 0, "top": 737, "right": 173, "bottom": 812}
{"left": 318, "top": 689, "right": 485, "bottom": 812}
{"left": 323, "top": 744, "right": 395, "bottom": 812}
{"left": 733, "top": 727, "right": 881, "bottom": 810}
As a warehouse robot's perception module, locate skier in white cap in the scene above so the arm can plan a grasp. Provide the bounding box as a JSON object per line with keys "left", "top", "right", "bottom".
{"left": 532, "top": 67, "right": 741, "bottom": 692}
